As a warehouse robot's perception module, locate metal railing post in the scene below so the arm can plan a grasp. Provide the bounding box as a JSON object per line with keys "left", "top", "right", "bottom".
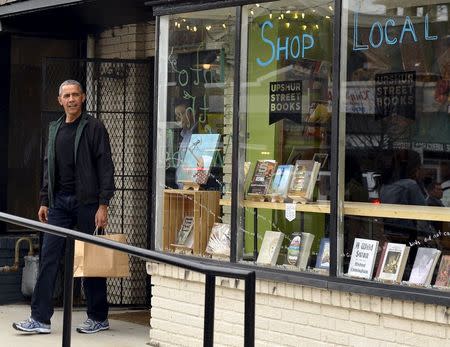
{"left": 62, "top": 237, "right": 75, "bottom": 347}
{"left": 244, "top": 272, "right": 255, "bottom": 347}
{"left": 203, "top": 274, "right": 216, "bottom": 347}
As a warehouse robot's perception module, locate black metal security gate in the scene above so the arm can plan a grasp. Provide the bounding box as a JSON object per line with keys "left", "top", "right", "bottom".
{"left": 41, "top": 57, "right": 153, "bottom": 306}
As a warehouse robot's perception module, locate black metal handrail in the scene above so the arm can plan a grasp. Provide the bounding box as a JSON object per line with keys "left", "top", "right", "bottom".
{"left": 0, "top": 212, "right": 255, "bottom": 347}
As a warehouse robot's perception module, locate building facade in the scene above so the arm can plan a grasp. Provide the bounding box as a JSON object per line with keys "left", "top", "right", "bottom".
{"left": 0, "top": 0, "right": 450, "bottom": 346}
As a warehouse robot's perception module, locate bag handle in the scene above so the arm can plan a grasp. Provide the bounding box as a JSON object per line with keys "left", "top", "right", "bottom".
{"left": 93, "top": 226, "right": 106, "bottom": 236}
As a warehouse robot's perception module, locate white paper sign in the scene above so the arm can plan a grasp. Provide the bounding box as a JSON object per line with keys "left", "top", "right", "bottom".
{"left": 285, "top": 203, "right": 296, "bottom": 222}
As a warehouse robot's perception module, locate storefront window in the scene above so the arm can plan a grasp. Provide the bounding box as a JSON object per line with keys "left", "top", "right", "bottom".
{"left": 238, "top": 1, "right": 334, "bottom": 273}
{"left": 341, "top": 1, "right": 450, "bottom": 288}
{"left": 155, "top": 9, "right": 236, "bottom": 255}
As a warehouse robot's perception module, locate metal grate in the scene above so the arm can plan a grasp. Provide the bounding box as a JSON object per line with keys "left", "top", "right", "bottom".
{"left": 42, "top": 57, "right": 153, "bottom": 307}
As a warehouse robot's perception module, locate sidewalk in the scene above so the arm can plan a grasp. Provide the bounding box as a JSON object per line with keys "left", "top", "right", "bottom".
{"left": 0, "top": 304, "right": 150, "bottom": 347}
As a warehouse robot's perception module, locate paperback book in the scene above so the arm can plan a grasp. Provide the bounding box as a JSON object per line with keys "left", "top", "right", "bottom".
{"left": 205, "top": 223, "right": 231, "bottom": 257}
{"left": 288, "top": 160, "right": 321, "bottom": 203}
{"left": 178, "top": 134, "right": 220, "bottom": 185}
{"left": 176, "top": 216, "right": 194, "bottom": 246}
{"left": 377, "top": 243, "right": 410, "bottom": 283}
{"left": 347, "top": 238, "right": 379, "bottom": 280}
{"left": 247, "top": 160, "right": 278, "bottom": 196}
{"left": 315, "top": 238, "right": 330, "bottom": 270}
{"left": 256, "top": 231, "right": 284, "bottom": 266}
{"left": 408, "top": 248, "right": 441, "bottom": 286}
{"left": 435, "top": 255, "right": 450, "bottom": 288}
{"left": 268, "top": 165, "right": 294, "bottom": 200}
{"left": 297, "top": 232, "right": 315, "bottom": 270}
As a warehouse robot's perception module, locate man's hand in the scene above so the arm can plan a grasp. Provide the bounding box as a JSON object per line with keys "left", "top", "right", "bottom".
{"left": 38, "top": 206, "right": 48, "bottom": 223}
{"left": 95, "top": 204, "right": 108, "bottom": 229}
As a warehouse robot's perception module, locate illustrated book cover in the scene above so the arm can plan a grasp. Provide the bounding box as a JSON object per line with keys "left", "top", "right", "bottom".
{"left": 268, "top": 165, "right": 294, "bottom": 199}
{"left": 205, "top": 223, "right": 231, "bottom": 257}
{"left": 315, "top": 238, "right": 330, "bottom": 270}
{"left": 347, "top": 238, "right": 379, "bottom": 280}
{"left": 256, "top": 231, "right": 284, "bottom": 266}
{"left": 377, "top": 243, "right": 410, "bottom": 283}
{"left": 247, "top": 160, "right": 278, "bottom": 196}
{"left": 178, "top": 134, "right": 220, "bottom": 185}
{"left": 435, "top": 255, "right": 450, "bottom": 288}
{"left": 176, "top": 216, "right": 194, "bottom": 246}
{"left": 288, "top": 160, "right": 321, "bottom": 203}
{"left": 408, "top": 247, "right": 441, "bottom": 286}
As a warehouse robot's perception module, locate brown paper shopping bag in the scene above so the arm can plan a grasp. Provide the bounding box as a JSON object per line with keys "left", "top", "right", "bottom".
{"left": 74, "top": 229, "right": 130, "bottom": 278}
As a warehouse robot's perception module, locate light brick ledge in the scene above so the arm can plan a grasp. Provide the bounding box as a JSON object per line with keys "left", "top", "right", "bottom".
{"left": 147, "top": 262, "right": 450, "bottom": 347}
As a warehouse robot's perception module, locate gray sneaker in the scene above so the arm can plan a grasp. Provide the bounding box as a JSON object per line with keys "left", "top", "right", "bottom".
{"left": 76, "top": 318, "right": 109, "bottom": 334}
{"left": 12, "top": 317, "right": 51, "bottom": 334}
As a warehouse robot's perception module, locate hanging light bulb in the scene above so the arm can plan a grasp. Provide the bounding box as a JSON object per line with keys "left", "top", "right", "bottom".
{"left": 286, "top": 10, "right": 291, "bottom": 14}
{"left": 329, "top": 6, "right": 333, "bottom": 11}
{"left": 250, "top": 9, "right": 254, "bottom": 15}
{"left": 286, "top": 22, "right": 290, "bottom": 28}
{"left": 256, "top": 3, "right": 260, "bottom": 7}
{"left": 301, "top": 12, "right": 305, "bottom": 19}
{"left": 174, "top": 21, "right": 178, "bottom": 27}
{"left": 182, "top": 18, "right": 186, "bottom": 22}
{"left": 205, "top": 25, "right": 212, "bottom": 31}
{"left": 193, "top": 26, "right": 197, "bottom": 32}
{"left": 294, "top": 12, "right": 298, "bottom": 19}
{"left": 312, "top": 9, "right": 316, "bottom": 13}
{"left": 315, "top": 24, "right": 319, "bottom": 29}
{"left": 281, "top": 12, "right": 284, "bottom": 19}
{"left": 186, "top": 25, "right": 190, "bottom": 30}
{"left": 302, "top": 24, "right": 307, "bottom": 30}
{"left": 222, "top": 23, "right": 227, "bottom": 28}
{"left": 269, "top": 11, "right": 273, "bottom": 19}
{"left": 325, "top": 15, "right": 331, "bottom": 19}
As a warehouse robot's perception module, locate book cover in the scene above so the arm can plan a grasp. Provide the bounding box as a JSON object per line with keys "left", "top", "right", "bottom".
{"left": 315, "top": 238, "right": 330, "bottom": 270}
{"left": 269, "top": 165, "right": 294, "bottom": 199}
{"left": 297, "top": 232, "right": 315, "bottom": 270}
{"left": 375, "top": 242, "right": 388, "bottom": 279}
{"left": 247, "top": 160, "right": 278, "bottom": 196}
{"left": 205, "top": 223, "right": 231, "bottom": 257}
{"left": 286, "top": 233, "right": 301, "bottom": 266}
{"left": 377, "top": 243, "right": 410, "bottom": 283}
{"left": 347, "top": 238, "right": 379, "bottom": 280}
{"left": 176, "top": 216, "right": 194, "bottom": 246}
{"left": 435, "top": 255, "right": 450, "bottom": 288}
{"left": 178, "top": 134, "right": 220, "bottom": 185}
{"left": 256, "top": 231, "right": 284, "bottom": 266}
{"left": 288, "top": 160, "right": 321, "bottom": 202}
{"left": 408, "top": 248, "right": 441, "bottom": 286}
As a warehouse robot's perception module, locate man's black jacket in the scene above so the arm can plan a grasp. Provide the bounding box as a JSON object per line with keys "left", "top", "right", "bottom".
{"left": 40, "top": 113, "right": 115, "bottom": 208}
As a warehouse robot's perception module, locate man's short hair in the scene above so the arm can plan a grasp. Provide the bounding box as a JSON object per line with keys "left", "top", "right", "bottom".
{"left": 59, "top": 80, "right": 84, "bottom": 95}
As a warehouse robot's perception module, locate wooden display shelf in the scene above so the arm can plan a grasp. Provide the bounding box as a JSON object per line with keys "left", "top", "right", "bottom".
{"left": 219, "top": 199, "right": 450, "bottom": 222}
{"left": 164, "top": 189, "right": 220, "bottom": 254}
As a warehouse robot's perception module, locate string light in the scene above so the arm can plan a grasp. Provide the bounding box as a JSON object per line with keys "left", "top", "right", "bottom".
{"left": 294, "top": 12, "right": 298, "bottom": 19}
{"left": 329, "top": 5, "right": 333, "bottom": 11}
{"left": 222, "top": 23, "right": 227, "bottom": 28}
{"left": 325, "top": 15, "right": 331, "bottom": 19}
{"left": 193, "top": 26, "right": 197, "bottom": 32}
{"left": 269, "top": 11, "right": 273, "bottom": 19}
{"left": 250, "top": 9, "right": 254, "bottom": 15}
{"left": 301, "top": 12, "right": 305, "bottom": 19}
{"left": 302, "top": 24, "right": 307, "bottom": 30}
{"left": 256, "top": 3, "right": 260, "bottom": 7}
{"left": 186, "top": 25, "right": 190, "bottom": 30}
{"left": 286, "top": 10, "right": 291, "bottom": 14}
{"left": 205, "top": 25, "right": 212, "bottom": 31}
{"left": 286, "top": 22, "right": 290, "bottom": 28}
{"left": 174, "top": 21, "right": 178, "bottom": 27}
{"left": 280, "top": 13, "right": 284, "bottom": 19}
{"left": 315, "top": 24, "right": 319, "bottom": 29}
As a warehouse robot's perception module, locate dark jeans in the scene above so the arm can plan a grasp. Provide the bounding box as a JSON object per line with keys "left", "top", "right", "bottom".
{"left": 31, "top": 192, "right": 108, "bottom": 324}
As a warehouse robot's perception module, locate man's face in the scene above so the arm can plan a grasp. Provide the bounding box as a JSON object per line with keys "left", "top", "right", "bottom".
{"left": 175, "top": 105, "right": 192, "bottom": 130}
{"left": 58, "top": 84, "right": 86, "bottom": 118}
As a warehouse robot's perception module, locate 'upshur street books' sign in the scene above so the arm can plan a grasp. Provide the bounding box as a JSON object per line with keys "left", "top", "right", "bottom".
{"left": 375, "top": 71, "right": 416, "bottom": 120}
{"left": 269, "top": 80, "right": 302, "bottom": 125}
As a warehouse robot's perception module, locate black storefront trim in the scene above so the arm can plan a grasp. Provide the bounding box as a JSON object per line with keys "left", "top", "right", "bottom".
{"left": 169, "top": 254, "right": 450, "bottom": 307}
{"left": 0, "top": 0, "right": 85, "bottom": 17}
{"left": 230, "top": 6, "right": 242, "bottom": 263}
{"left": 150, "top": 0, "right": 272, "bottom": 16}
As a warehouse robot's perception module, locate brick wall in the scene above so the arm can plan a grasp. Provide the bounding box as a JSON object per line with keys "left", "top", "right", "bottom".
{"left": 147, "top": 262, "right": 450, "bottom": 347}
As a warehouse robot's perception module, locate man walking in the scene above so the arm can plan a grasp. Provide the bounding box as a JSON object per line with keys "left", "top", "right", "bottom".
{"left": 13, "top": 80, "right": 115, "bottom": 334}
